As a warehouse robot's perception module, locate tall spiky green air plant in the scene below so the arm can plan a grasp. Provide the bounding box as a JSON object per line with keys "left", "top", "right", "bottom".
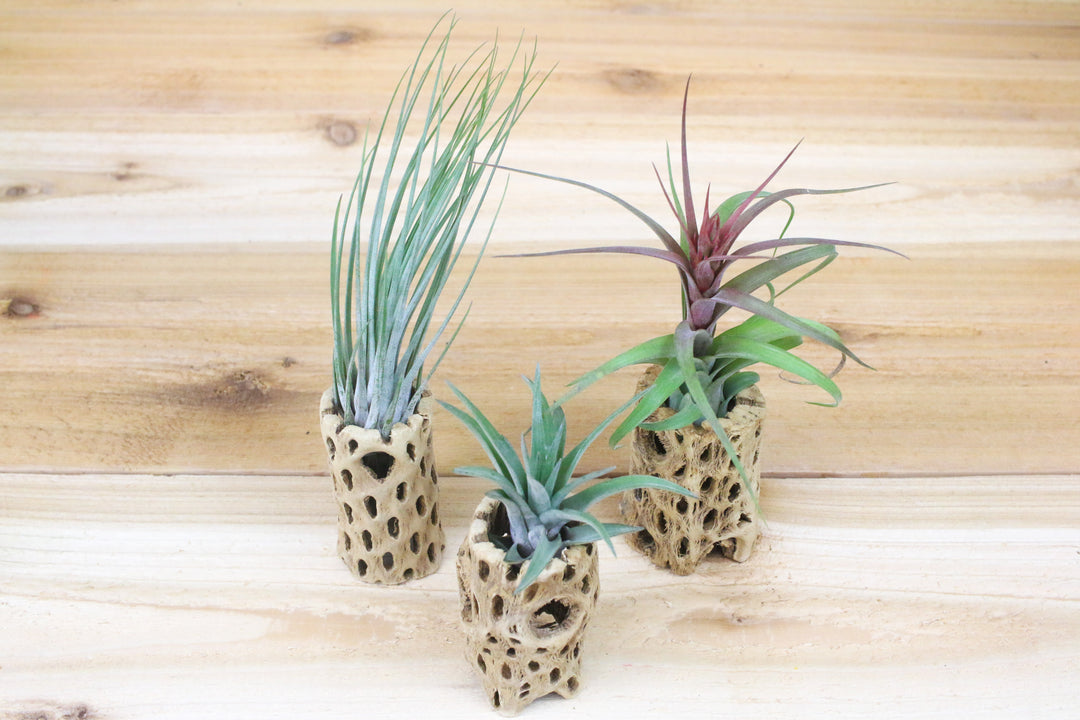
{"left": 330, "top": 17, "right": 547, "bottom": 439}
{"left": 441, "top": 368, "right": 696, "bottom": 592}
{"left": 494, "top": 78, "right": 903, "bottom": 487}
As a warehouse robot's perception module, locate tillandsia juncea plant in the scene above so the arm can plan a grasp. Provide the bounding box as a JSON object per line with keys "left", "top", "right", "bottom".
{"left": 441, "top": 368, "right": 696, "bottom": 592}
{"left": 496, "top": 79, "right": 903, "bottom": 488}
{"left": 330, "top": 16, "right": 547, "bottom": 438}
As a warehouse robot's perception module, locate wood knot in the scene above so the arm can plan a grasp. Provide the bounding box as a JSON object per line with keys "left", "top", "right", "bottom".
{"left": 3, "top": 702, "right": 95, "bottom": 720}
{"left": 5, "top": 297, "right": 41, "bottom": 318}
{"left": 113, "top": 161, "right": 139, "bottom": 181}
{"left": 3, "top": 182, "right": 46, "bottom": 201}
{"left": 603, "top": 67, "right": 663, "bottom": 94}
{"left": 325, "top": 120, "right": 358, "bottom": 147}
{"left": 323, "top": 27, "right": 374, "bottom": 46}
{"left": 217, "top": 370, "right": 271, "bottom": 404}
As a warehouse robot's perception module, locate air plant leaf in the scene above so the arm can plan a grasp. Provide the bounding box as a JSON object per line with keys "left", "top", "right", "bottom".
{"left": 702, "top": 288, "right": 870, "bottom": 368}
{"left": 672, "top": 320, "right": 752, "bottom": 488}
{"left": 548, "top": 466, "right": 617, "bottom": 508}
{"left": 712, "top": 190, "right": 758, "bottom": 227}
{"left": 455, "top": 465, "right": 521, "bottom": 498}
{"left": 722, "top": 372, "right": 761, "bottom": 402}
{"left": 639, "top": 402, "right": 706, "bottom": 432}
{"left": 514, "top": 532, "right": 562, "bottom": 593}
{"left": 713, "top": 244, "right": 838, "bottom": 300}
{"left": 488, "top": 489, "right": 535, "bottom": 547}
{"left": 443, "top": 380, "right": 527, "bottom": 485}
{"left": 731, "top": 235, "right": 908, "bottom": 260}
{"left": 559, "top": 474, "right": 695, "bottom": 515}
{"left": 484, "top": 164, "right": 683, "bottom": 256}
{"left": 723, "top": 183, "right": 895, "bottom": 245}
{"left": 710, "top": 336, "right": 842, "bottom": 406}
{"left": 558, "top": 334, "right": 677, "bottom": 408}
{"left": 552, "top": 385, "right": 653, "bottom": 494}
{"left": 608, "top": 358, "right": 686, "bottom": 444}
{"left": 526, "top": 476, "right": 553, "bottom": 513}
{"left": 715, "top": 314, "right": 804, "bottom": 346}
{"left": 563, "top": 522, "right": 641, "bottom": 546}
{"left": 330, "top": 15, "right": 548, "bottom": 438}
{"left": 500, "top": 243, "right": 691, "bottom": 270}
{"left": 540, "top": 507, "right": 619, "bottom": 555}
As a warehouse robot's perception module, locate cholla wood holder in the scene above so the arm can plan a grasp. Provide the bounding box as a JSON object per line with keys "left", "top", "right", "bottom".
{"left": 319, "top": 389, "right": 445, "bottom": 584}
{"left": 457, "top": 497, "right": 599, "bottom": 715}
{"left": 621, "top": 365, "right": 766, "bottom": 574}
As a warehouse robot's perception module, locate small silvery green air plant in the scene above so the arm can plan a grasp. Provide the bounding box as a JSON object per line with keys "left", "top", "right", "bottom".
{"left": 329, "top": 17, "right": 547, "bottom": 438}
{"left": 321, "top": 17, "right": 547, "bottom": 585}
{"left": 450, "top": 370, "right": 697, "bottom": 712}
{"left": 497, "top": 79, "right": 904, "bottom": 490}
{"left": 442, "top": 368, "right": 695, "bottom": 592}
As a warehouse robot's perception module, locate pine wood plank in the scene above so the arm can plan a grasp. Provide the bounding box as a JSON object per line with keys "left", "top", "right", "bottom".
{"left": 2, "top": 1, "right": 1077, "bottom": 145}
{"left": 2, "top": 3, "right": 1078, "bottom": 718}
{"left": 2, "top": 2, "right": 1078, "bottom": 252}
{"left": 2, "top": 242, "right": 1079, "bottom": 476}
{"left": 2, "top": 0, "right": 1079, "bottom": 477}
{"left": 2, "top": 471, "right": 1077, "bottom": 718}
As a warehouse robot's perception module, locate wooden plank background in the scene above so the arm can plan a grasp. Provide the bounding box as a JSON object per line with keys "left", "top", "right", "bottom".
{"left": 3, "top": 473, "right": 1078, "bottom": 718}
{"left": 3, "top": 242, "right": 1079, "bottom": 476}
{"left": 2, "top": 1, "right": 1078, "bottom": 718}
{"left": 2, "top": 1, "right": 1078, "bottom": 477}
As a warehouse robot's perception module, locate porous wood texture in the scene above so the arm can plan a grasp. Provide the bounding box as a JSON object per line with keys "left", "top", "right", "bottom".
{"left": 457, "top": 498, "right": 598, "bottom": 715}
{"left": 624, "top": 367, "right": 766, "bottom": 573}
{"left": 320, "top": 390, "right": 444, "bottom": 584}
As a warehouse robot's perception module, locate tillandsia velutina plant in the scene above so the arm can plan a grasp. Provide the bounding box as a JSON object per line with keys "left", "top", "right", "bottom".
{"left": 330, "top": 16, "right": 547, "bottom": 439}
{"left": 440, "top": 368, "right": 696, "bottom": 592}
{"left": 497, "top": 79, "right": 903, "bottom": 487}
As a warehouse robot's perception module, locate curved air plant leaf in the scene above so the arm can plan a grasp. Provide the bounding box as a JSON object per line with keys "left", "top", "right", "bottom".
{"left": 440, "top": 368, "right": 695, "bottom": 593}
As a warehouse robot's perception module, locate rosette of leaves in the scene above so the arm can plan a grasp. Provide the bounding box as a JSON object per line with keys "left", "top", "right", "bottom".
{"left": 330, "top": 16, "right": 547, "bottom": 438}
{"left": 441, "top": 369, "right": 696, "bottom": 592}
{"left": 496, "top": 80, "right": 903, "bottom": 487}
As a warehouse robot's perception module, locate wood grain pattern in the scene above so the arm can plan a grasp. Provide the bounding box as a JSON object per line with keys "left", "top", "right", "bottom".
{"left": 2, "top": 242, "right": 1079, "bottom": 475}
{"left": 2, "top": 472, "right": 1077, "bottom": 718}
{"left": 1, "top": 2, "right": 1078, "bottom": 716}
{"left": 2, "top": 1, "right": 1078, "bottom": 253}
{"left": 3, "top": 1, "right": 1077, "bottom": 143}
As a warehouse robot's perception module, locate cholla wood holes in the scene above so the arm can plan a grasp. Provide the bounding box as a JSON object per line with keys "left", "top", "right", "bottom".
{"left": 457, "top": 498, "right": 598, "bottom": 715}
{"left": 622, "top": 366, "right": 766, "bottom": 574}
{"left": 320, "top": 389, "right": 445, "bottom": 584}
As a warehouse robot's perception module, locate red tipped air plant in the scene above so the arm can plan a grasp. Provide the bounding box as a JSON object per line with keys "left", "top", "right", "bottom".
{"left": 498, "top": 79, "right": 903, "bottom": 485}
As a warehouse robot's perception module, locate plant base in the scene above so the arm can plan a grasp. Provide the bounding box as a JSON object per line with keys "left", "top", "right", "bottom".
{"left": 457, "top": 497, "right": 598, "bottom": 715}
{"left": 320, "top": 389, "right": 445, "bottom": 584}
{"left": 621, "top": 366, "right": 766, "bottom": 574}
